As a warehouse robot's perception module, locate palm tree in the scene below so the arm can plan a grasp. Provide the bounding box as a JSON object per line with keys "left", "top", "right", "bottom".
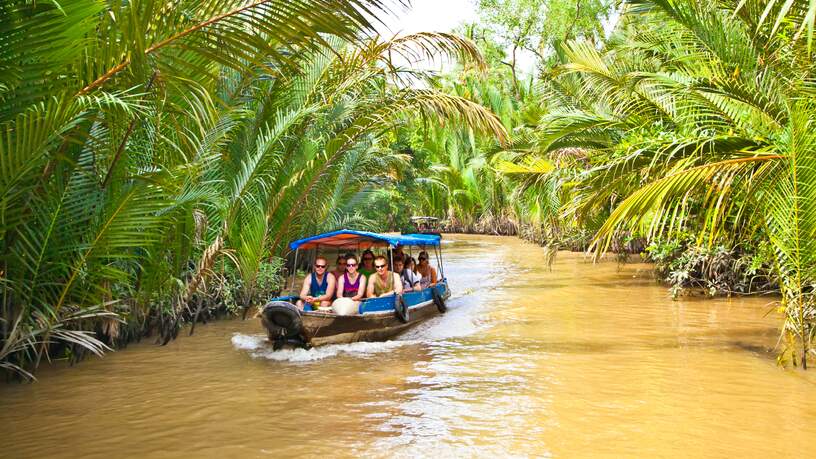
{"left": 0, "top": 0, "right": 401, "bottom": 378}
{"left": 0, "top": 1, "right": 509, "bottom": 378}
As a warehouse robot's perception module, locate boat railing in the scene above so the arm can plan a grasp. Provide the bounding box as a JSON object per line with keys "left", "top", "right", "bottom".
{"left": 277, "top": 279, "right": 448, "bottom": 314}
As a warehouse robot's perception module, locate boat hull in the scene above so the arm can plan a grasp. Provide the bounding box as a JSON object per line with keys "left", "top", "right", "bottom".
{"left": 300, "top": 298, "right": 442, "bottom": 346}
{"left": 261, "top": 283, "right": 450, "bottom": 347}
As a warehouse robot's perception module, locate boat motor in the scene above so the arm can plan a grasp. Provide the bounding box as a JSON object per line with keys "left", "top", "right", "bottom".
{"left": 261, "top": 301, "right": 308, "bottom": 350}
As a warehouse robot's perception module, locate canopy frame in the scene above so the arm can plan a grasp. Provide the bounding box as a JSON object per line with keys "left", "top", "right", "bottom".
{"left": 289, "top": 229, "right": 440, "bottom": 251}
{"left": 284, "top": 229, "right": 445, "bottom": 300}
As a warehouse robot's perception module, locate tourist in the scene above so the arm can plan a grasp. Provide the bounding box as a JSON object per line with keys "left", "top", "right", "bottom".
{"left": 416, "top": 251, "right": 438, "bottom": 289}
{"left": 359, "top": 249, "right": 376, "bottom": 277}
{"left": 296, "top": 256, "right": 336, "bottom": 310}
{"left": 395, "top": 257, "right": 421, "bottom": 292}
{"left": 331, "top": 255, "right": 347, "bottom": 282}
{"left": 392, "top": 244, "right": 405, "bottom": 265}
{"left": 335, "top": 255, "right": 366, "bottom": 301}
{"left": 367, "top": 255, "right": 403, "bottom": 298}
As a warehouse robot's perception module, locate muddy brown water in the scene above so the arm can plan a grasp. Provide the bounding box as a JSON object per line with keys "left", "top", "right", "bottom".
{"left": 2, "top": 235, "right": 815, "bottom": 458}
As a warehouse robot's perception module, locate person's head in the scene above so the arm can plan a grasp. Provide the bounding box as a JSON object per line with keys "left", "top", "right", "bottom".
{"left": 393, "top": 258, "right": 405, "bottom": 273}
{"left": 361, "top": 250, "right": 375, "bottom": 267}
{"left": 404, "top": 257, "right": 416, "bottom": 270}
{"left": 335, "top": 255, "right": 347, "bottom": 272}
{"left": 314, "top": 256, "right": 328, "bottom": 273}
{"left": 374, "top": 255, "right": 388, "bottom": 275}
{"left": 418, "top": 251, "right": 430, "bottom": 266}
{"left": 345, "top": 255, "right": 358, "bottom": 273}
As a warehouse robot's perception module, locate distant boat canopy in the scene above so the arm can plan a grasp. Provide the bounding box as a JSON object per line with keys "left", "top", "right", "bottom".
{"left": 409, "top": 216, "right": 442, "bottom": 234}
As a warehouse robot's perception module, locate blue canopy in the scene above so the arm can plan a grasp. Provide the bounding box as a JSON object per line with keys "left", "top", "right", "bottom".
{"left": 289, "top": 229, "right": 441, "bottom": 250}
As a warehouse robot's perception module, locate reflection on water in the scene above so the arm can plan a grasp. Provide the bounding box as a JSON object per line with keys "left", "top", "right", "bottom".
{"left": 2, "top": 235, "right": 815, "bottom": 458}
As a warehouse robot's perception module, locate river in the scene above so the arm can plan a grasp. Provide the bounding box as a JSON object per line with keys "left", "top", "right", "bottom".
{"left": 2, "top": 234, "right": 815, "bottom": 458}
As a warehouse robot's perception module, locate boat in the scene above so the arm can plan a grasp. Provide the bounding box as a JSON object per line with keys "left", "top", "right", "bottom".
{"left": 260, "top": 229, "right": 450, "bottom": 349}
{"left": 408, "top": 216, "right": 442, "bottom": 236}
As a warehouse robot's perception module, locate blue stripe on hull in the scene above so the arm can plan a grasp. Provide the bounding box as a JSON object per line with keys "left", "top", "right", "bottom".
{"left": 272, "top": 280, "right": 449, "bottom": 314}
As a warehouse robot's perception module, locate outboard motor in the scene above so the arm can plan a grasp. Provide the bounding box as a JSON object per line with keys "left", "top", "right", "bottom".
{"left": 261, "top": 301, "right": 308, "bottom": 350}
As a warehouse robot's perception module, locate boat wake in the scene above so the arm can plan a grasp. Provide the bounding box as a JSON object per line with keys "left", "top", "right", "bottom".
{"left": 231, "top": 333, "right": 419, "bottom": 362}
{"left": 400, "top": 298, "right": 489, "bottom": 341}
{"left": 232, "top": 295, "right": 493, "bottom": 363}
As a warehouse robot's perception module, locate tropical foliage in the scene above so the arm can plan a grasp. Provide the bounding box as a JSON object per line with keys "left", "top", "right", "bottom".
{"left": 5, "top": 0, "right": 814, "bottom": 377}
{"left": 474, "top": 0, "right": 816, "bottom": 367}
{"left": 0, "top": 0, "right": 507, "bottom": 379}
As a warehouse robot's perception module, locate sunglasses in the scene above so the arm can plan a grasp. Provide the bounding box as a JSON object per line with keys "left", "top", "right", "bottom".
{"left": 314, "top": 264, "right": 326, "bottom": 269}
{"left": 346, "top": 263, "right": 357, "bottom": 267}
{"left": 418, "top": 257, "right": 428, "bottom": 261}
{"left": 375, "top": 264, "right": 386, "bottom": 269}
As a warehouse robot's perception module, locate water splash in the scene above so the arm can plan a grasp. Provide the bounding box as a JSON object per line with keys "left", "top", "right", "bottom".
{"left": 232, "top": 292, "right": 496, "bottom": 363}
{"left": 231, "top": 333, "right": 418, "bottom": 362}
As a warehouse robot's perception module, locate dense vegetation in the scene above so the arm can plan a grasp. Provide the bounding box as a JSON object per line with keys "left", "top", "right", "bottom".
{"left": 2, "top": 0, "right": 814, "bottom": 378}
{"left": 0, "top": 0, "right": 506, "bottom": 379}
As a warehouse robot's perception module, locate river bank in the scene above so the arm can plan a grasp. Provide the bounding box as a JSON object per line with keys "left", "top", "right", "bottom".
{"left": 2, "top": 229, "right": 781, "bottom": 382}
{"left": 1, "top": 234, "right": 812, "bottom": 458}
{"left": 442, "top": 222, "right": 777, "bottom": 299}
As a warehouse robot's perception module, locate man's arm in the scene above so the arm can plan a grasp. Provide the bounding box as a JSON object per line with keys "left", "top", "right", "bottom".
{"left": 366, "top": 276, "right": 376, "bottom": 298}
{"left": 393, "top": 273, "right": 404, "bottom": 295}
{"left": 300, "top": 276, "right": 312, "bottom": 301}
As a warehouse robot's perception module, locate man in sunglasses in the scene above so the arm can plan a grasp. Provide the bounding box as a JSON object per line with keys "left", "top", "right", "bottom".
{"left": 366, "top": 255, "right": 404, "bottom": 298}
{"left": 296, "top": 256, "right": 336, "bottom": 310}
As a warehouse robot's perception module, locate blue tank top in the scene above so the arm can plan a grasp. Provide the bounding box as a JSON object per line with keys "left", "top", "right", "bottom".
{"left": 310, "top": 272, "right": 328, "bottom": 296}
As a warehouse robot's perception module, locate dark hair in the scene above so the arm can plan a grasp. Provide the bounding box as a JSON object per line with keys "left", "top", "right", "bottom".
{"left": 336, "top": 255, "right": 346, "bottom": 264}
{"left": 345, "top": 254, "right": 358, "bottom": 264}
